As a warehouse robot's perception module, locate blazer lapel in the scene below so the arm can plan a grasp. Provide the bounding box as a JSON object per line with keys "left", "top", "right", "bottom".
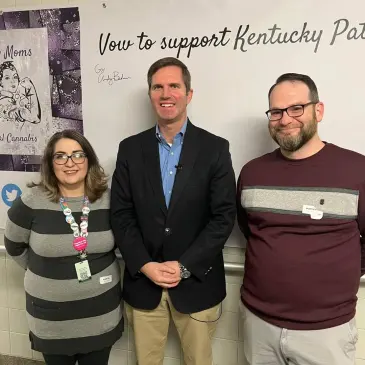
{"left": 142, "top": 128, "right": 168, "bottom": 216}
{"left": 168, "top": 121, "right": 200, "bottom": 215}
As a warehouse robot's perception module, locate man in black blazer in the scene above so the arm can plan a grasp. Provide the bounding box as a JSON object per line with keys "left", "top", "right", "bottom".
{"left": 111, "top": 57, "right": 236, "bottom": 365}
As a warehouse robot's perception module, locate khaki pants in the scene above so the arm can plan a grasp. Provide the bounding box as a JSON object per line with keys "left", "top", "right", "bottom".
{"left": 125, "top": 290, "right": 220, "bottom": 365}
{"left": 240, "top": 302, "right": 358, "bottom": 365}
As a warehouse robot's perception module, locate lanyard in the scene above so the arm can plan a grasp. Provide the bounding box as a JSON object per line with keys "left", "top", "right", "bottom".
{"left": 60, "top": 196, "right": 90, "bottom": 259}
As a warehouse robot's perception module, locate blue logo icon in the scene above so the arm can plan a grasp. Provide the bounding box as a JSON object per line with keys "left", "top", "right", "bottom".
{"left": 1, "top": 184, "right": 22, "bottom": 207}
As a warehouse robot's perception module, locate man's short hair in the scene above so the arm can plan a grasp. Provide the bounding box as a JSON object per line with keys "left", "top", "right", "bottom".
{"left": 147, "top": 57, "right": 191, "bottom": 93}
{"left": 268, "top": 73, "right": 319, "bottom": 103}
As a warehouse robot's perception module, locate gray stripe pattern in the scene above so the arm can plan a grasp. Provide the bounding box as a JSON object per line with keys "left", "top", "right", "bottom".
{"left": 243, "top": 185, "right": 359, "bottom": 194}
{"left": 25, "top": 260, "right": 122, "bottom": 302}
{"left": 23, "top": 189, "right": 111, "bottom": 210}
{"left": 5, "top": 219, "right": 30, "bottom": 243}
{"left": 8, "top": 248, "right": 28, "bottom": 269}
{"left": 25, "top": 230, "right": 115, "bottom": 258}
{"left": 241, "top": 186, "right": 358, "bottom": 219}
{"left": 27, "top": 305, "right": 123, "bottom": 339}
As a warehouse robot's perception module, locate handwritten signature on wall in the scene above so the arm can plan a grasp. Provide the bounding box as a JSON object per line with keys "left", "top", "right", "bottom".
{"left": 94, "top": 64, "right": 131, "bottom": 85}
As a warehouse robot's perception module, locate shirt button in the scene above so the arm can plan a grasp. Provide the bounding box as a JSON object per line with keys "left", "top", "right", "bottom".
{"left": 171, "top": 152, "right": 174, "bottom": 155}
{"left": 164, "top": 228, "right": 172, "bottom": 236}
{"left": 169, "top": 171, "right": 173, "bottom": 175}
{"left": 168, "top": 191, "right": 171, "bottom": 194}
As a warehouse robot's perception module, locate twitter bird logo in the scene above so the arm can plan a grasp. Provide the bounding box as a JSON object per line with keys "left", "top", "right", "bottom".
{"left": 1, "top": 184, "right": 22, "bottom": 207}
{"left": 6, "top": 190, "right": 18, "bottom": 202}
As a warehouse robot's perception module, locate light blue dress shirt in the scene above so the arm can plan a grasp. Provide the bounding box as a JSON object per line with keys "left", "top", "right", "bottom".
{"left": 156, "top": 121, "right": 187, "bottom": 208}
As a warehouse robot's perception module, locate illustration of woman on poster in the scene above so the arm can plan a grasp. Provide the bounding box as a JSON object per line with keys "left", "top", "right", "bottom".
{"left": 0, "top": 61, "right": 41, "bottom": 127}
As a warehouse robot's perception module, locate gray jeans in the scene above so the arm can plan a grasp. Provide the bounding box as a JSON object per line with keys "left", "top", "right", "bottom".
{"left": 240, "top": 302, "right": 358, "bottom": 365}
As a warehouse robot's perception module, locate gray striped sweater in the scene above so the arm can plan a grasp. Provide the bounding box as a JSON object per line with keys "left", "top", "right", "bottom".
{"left": 4, "top": 187, "right": 124, "bottom": 355}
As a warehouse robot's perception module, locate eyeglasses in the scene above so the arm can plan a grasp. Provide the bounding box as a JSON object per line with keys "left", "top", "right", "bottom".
{"left": 265, "top": 101, "right": 317, "bottom": 121}
{"left": 53, "top": 152, "right": 87, "bottom": 165}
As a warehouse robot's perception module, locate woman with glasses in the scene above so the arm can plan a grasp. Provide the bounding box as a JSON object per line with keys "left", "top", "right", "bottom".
{"left": 4, "top": 130, "right": 124, "bottom": 365}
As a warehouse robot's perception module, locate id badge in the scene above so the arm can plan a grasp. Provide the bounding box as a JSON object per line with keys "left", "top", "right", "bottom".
{"left": 75, "top": 260, "right": 92, "bottom": 282}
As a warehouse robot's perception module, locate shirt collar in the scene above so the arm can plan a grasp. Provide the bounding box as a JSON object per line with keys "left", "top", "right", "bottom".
{"left": 155, "top": 119, "right": 187, "bottom": 142}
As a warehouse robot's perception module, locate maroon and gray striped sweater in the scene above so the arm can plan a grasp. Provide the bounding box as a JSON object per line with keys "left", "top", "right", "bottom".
{"left": 237, "top": 143, "right": 365, "bottom": 330}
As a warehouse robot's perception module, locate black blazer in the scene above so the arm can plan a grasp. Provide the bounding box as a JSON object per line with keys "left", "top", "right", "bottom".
{"left": 111, "top": 121, "right": 236, "bottom": 313}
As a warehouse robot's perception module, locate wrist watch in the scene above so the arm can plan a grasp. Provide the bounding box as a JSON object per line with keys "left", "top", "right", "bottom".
{"left": 178, "top": 262, "right": 191, "bottom": 279}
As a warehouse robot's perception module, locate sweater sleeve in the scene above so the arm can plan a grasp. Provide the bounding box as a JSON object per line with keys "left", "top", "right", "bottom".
{"left": 358, "top": 180, "right": 365, "bottom": 276}
{"left": 236, "top": 166, "right": 250, "bottom": 239}
{"left": 4, "top": 192, "right": 33, "bottom": 269}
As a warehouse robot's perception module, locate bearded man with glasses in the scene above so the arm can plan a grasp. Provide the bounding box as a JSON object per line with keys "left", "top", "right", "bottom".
{"left": 236, "top": 73, "right": 365, "bottom": 365}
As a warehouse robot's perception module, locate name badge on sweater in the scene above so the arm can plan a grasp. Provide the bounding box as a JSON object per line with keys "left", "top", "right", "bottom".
{"left": 100, "top": 275, "right": 112, "bottom": 284}
{"left": 302, "top": 205, "right": 323, "bottom": 220}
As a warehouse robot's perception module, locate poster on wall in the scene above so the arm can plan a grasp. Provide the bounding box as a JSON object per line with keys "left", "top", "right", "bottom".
{"left": 0, "top": 7, "right": 83, "bottom": 228}
{"left": 0, "top": 28, "right": 51, "bottom": 157}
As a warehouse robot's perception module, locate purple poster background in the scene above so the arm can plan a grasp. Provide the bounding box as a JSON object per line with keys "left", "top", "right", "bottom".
{"left": 0, "top": 7, "right": 83, "bottom": 172}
